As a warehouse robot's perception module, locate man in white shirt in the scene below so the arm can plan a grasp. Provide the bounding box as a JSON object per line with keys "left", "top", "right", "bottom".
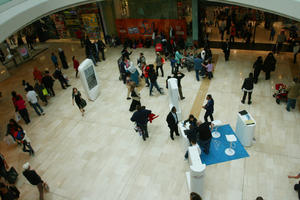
{"left": 26, "top": 88, "right": 45, "bottom": 116}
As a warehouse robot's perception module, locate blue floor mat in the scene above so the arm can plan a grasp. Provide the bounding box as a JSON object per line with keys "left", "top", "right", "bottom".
{"left": 200, "top": 124, "right": 249, "bottom": 165}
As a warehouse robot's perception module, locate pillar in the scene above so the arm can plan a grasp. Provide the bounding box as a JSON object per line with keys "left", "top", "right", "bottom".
{"left": 192, "top": 0, "right": 198, "bottom": 44}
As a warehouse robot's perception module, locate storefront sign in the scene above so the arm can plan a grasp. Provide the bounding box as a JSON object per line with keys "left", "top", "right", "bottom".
{"left": 115, "top": 19, "right": 187, "bottom": 41}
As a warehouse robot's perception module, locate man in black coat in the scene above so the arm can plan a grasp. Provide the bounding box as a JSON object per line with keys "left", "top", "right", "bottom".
{"left": 41, "top": 71, "right": 55, "bottom": 96}
{"left": 131, "top": 105, "right": 151, "bottom": 141}
{"left": 22, "top": 162, "right": 45, "bottom": 200}
{"left": 166, "top": 106, "right": 180, "bottom": 140}
{"left": 241, "top": 73, "right": 254, "bottom": 104}
{"left": 263, "top": 52, "right": 276, "bottom": 80}
{"left": 97, "top": 39, "right": 106, "bottom": 61}
{"left": 222, "top": 39, "right": 230, "bottom": 61}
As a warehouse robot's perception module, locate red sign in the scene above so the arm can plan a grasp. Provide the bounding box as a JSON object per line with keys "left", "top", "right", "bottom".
{"left": 115, "top": 19, "right": 187, "bottom": 41}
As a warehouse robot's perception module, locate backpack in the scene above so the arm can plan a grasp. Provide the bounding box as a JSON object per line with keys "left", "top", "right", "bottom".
{"left": 13, "top": 130, "right": 24, "bottom": 140}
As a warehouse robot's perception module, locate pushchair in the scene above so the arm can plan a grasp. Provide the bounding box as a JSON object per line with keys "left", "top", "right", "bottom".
{"left": 272, "top": 83, "right": 288, "bottom": 104}
{"left": 182, "top": 56, "right": 194, "bottom": 72}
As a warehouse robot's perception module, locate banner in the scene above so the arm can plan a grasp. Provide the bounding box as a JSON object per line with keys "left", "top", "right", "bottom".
{"left": 82, "top": 14, "right": 99, "bottom": 39}
{"left": 115, "top": 19, "right": 187, "bottom": 41}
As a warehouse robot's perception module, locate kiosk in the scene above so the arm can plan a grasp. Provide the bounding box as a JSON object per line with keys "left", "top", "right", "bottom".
{"left": 235, "top": 110, "right": 256, "bottom": 147}
{"left": 167, "top": 78, "right": 181, "bottom": 121}
{"left": 78, "top": 59, "right": 100, "bottom": 101}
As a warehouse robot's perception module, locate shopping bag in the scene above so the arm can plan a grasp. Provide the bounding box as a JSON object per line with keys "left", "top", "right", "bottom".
{"left": 15, "top": 112, "right": 21, "bottom": 122}
{"left": 3, "top": 136, "right": 15, "bottom": 145}
{"left": 43, "top": 182, "right": 50, "bottom": 192}
{"left": 42, "top": 88, "right": 48, "bottom": 96}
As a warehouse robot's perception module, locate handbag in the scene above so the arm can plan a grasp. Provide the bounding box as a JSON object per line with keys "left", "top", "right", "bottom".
{"left": 15, "top": 112, "right": 21, "bottom": 122}
{"left": 80, "top": 98, "right": 87, "bottom": 108}
{"left": 42, "top": 88, "right": 48, "bottom": 96}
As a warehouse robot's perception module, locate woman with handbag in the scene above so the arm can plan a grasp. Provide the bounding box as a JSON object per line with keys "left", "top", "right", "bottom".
{"left": 72, "top": 88, "right": 86, "bottom": 116}
{"left": 129, "top": 85, "right": 141, "bottom": 112}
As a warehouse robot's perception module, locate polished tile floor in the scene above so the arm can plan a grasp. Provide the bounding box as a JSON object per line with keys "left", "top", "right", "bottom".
{"left": 0, "top": 40, "right": 299, "bottom": 200}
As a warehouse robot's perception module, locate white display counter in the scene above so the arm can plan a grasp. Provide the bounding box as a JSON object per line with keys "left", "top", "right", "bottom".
{"left": 235, "top": 111, "right": 256, "bottom": 147}
{"left": 179, "top": 122, "right": 206, "bottom": 197}
{"left": 168, "top": 78, "right": 181, "bottom": 121}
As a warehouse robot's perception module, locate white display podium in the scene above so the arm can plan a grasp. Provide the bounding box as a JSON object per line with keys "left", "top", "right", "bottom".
{"left": 179, "top": 122, "right": 191, "bottom": 152}
{"left": 180, "top": 122, "right": 206, "bottom": 196}
{"left": 168, "top": 78, "right": 181, "bottom": 121}
{"left": 235, "top": 111, "right": 256, "bottom": 147}
{"left": 186, "top": 146, "right": 206, "bottom": 197}
{"left": 78, "top": 59, "right": 100, "bottom": 101}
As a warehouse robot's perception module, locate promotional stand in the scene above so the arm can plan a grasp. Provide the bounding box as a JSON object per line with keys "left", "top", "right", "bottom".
{"left": 167, "top": 78, "right": 181, "bottom": 121}
{"left": 235, "top": 111, "right": 256, "bottom": 147}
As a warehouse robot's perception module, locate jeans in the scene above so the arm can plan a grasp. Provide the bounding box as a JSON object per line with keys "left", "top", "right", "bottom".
{"left": 32, "top": 103, "right": 44, "bottom": 116}
{"left": 195, "top": 69, "right": 200, "bottom": 81}
{"left": 150, "top": 81, "right": 162, "bottom": 95}
{"left": 204, "top": 111, "right": 213, "bottom": 122}
{"left": 198, "top": 138, "right": 212, "bottom": 154}
{"left": 145, "top": 77, "right": 150, "bottom": 86}
{"left": 286, "top": 98, "right": 296, "bottom": 111}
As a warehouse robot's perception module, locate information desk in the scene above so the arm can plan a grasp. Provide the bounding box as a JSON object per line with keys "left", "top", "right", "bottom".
{"left": 179, "top": 122, "right": 206, "bottom": 197}
{"left": 235, "top": 111, "right": 256, "bottom": 147}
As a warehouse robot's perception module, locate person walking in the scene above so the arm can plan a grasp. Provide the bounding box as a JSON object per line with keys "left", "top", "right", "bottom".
{"left": 173, "top": 71, "right": 185, "bottom": 100}
{"left": 130, "top": 105, "right": 152, "bottom": 141}
{"left": 26, "top": 87, "right": 45, "bottom": 116}
{"left": 202, "top": 94, "right": 214, "bottom": 122}
{"left": 33, "top": 67, "right": 43, "bottom": 83}
{"left": 166, "top": 106, "right": 180, "bottom": 140}
{"left": 148, "top": 64, "right": 163, "bottom": 96}
{"left": 293, "top": 42, "right": 299, "bottom": 64}
{"left": 155, "top": 52, "right": 164, "bottom": 77}
{"left": 41, "top": 71, "right": 55, "bottom": 97}
{"left": 222, "top": 39, "right": 230, "bottom": 61}
{"left": 137, "top": 53, "right": 146, "bottom": 70}
{"left": 241, "top": 73, "right": 254, "bottom": 104}
{"left": 72, "top": 88, "right": 86, "bottom": 116}
{"left": 34, "top": 80, "right": 48, "bottom": 106}
{"left": 194, "top": 55, "right": 203, "bottom": 81}
{"left": 58, "top": 48, "right": 69, "bottom": 69}
{"left": 15, "top": 95, "right": 30, "bottom": 124}
{"left": 276, "top": 31, "right": 286, "bottom": 54}
{"left": 175, "top": 50, "right": 183, "bottom": 69}
{"left": 286, "top": 78, "right": 300, "bottom": 112}
{"left": 229, "top": 23, "right": 236, "bottom": 44}
{"left": 253, "top": 56, "right": 263, "bottom": 84}
{"left": 7, "top": 119, "right": 34, "bottom": 155}
{"left": 50, "top": 52, "right": 58, "bottom": 67}
{"left": 22, "top": 162, "right": 47, "bottom": 200}
{"left": 129, "top": 84, "right": 141, "bottom": 112}
{"left": 97, "top": 39, "right": 106, "bottom": 61}
{"left": 72, "top": 56, "right": 80, "bottom": 78}
{"left": 263, "top": 52, "right": 276, "bottom": 80}
{"left": 53, "top": 67, "right": 70, "bottom": 89}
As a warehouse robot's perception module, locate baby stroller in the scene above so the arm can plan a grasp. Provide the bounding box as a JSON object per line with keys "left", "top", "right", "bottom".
{"left": 182, "top": 56, "right": 194, "bottom": 72}
{"left": 273, "top": 83, "right": 288, "bottom": 104}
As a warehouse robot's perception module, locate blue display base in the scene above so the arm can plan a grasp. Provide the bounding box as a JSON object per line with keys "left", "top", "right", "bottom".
{"left": 200, "top": 124, "right": 249, "bottom": 165}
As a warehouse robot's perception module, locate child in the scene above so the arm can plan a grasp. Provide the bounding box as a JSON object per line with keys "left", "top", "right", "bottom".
{"left": 205, "top": 60, "right": 214, "bottom": 79}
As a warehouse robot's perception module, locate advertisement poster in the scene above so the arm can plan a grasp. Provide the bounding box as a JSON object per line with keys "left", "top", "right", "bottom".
{"left": 115, "top": 19, "right": 187, "bottom": 41}
{"left": 81, "top": 13, "right": 99, "bottom": 39}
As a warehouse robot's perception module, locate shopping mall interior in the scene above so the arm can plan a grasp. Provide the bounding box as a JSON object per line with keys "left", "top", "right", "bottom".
{"left": 0, "top": 0, "right": 299, "bottom": 200}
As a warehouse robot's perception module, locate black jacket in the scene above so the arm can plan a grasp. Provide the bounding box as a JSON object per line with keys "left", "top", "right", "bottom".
{"left": 242, "top": 77, "right": 254, "bottom": 90}
{"left": 166, "top": 112, "right": 178, "bottom": 128}
{"left": 184, "top": 127, "right": 198, "bottom": 143}
{"left": 197, "top": 122, "right": 212, "bottom": 141}
{"left": 42, "top": 75, "right": 54, "bottom": 88}
{"left": 23, "top": 170, "right": 42, "bottom": 185}
{"left": 148, "top": 68, "right": 157, "bottom": 83}
{"left": 263, "top": 55, "right": 276, "bottom": 72}
{"left": 131, "top": 109, "right": 151, "bottom": 125}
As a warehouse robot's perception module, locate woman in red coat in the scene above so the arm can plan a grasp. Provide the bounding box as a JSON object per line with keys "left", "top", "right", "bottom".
{"left": 15, "top": 95, "right": 30, "bottom": 124}
{"left": 33, "top": 67, "right": 43, "bottom": 83}
{"left": 72, "top": 56, "right": 80, "bottom": 78}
